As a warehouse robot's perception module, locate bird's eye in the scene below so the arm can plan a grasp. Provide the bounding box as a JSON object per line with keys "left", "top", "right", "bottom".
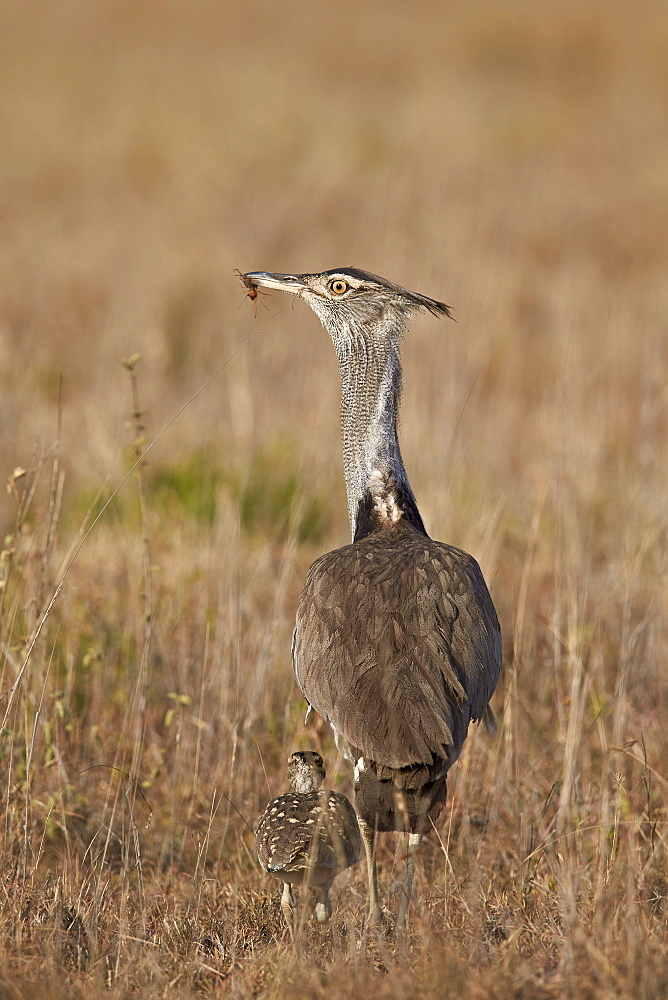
{"left": 329, "top": 279, "right": 349, "bottom": 295}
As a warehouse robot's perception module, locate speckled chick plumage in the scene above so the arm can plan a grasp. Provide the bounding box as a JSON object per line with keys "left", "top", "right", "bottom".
{"left": 256, "top": 751, "right": 361, "bottom": 925}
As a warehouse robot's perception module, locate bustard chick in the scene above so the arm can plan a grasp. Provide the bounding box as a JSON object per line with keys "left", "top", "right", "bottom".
{"left": 256, "top": 750, "right": 361, "bottom": 927}
{"left": 243, "top": 268, "right": 502, "bottom": 926}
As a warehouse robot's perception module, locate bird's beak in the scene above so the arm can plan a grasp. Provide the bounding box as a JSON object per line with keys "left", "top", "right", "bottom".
{"left": 242, "top": 272, "right": 308, "bottom": 295}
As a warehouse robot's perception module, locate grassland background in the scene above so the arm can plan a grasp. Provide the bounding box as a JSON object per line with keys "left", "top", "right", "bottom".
{"left": 1, "top": 1, "right": 667, "bottom": 997}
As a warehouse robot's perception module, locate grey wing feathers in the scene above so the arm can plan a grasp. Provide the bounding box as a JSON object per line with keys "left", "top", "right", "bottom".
{"left": 293, "top": 530, "right": 501, "bottom": 771}
{"left": 430, "top": 541, "right": 502, "bottom": 724}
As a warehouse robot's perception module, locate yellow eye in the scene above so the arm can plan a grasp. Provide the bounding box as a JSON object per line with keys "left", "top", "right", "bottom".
{"left": 329, "top": 279, "right": 349, "bottom": 295}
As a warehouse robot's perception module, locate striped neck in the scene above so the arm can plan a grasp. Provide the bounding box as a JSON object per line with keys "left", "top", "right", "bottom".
{"left": 332, "top": 321, "right": 427, "bottom": 542}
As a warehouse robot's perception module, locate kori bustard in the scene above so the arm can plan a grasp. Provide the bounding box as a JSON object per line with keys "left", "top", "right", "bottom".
{"left": 242, "top": 267, "right": 501, "bottom": 925}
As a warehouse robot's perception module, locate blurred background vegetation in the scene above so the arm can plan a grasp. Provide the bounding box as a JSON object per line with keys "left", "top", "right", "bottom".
{"left": 0, "top": 1, "right": 666, "bottom": 996}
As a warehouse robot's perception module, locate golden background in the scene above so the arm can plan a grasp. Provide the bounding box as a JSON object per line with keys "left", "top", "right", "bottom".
{"left": 0, "top": 1, "right": 666, "bottom": 995}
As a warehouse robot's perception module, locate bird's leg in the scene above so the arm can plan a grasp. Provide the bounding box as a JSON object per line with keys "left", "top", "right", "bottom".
{"left": 397, "top": 831, "right": 422, "bottom": 927}
{"left": 314, "top": 886, "right": 332, "bottom": 924}
{"left": 358, "top": 818, "right": 384, "bottom": 925}
{"left": 280, "top": 882, "right": 296, "bottom": 929}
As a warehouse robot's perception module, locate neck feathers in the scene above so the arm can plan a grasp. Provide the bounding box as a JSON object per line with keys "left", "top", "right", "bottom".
{"left": 333, "top": 321, "right": 427, "bottom": 542}
{"left": 291, "top": 771, "right": 321, "bottom": 794}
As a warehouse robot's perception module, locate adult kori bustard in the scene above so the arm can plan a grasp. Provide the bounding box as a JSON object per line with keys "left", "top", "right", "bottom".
{"left": 242, "top": 267, "right": 501, "bottom": 926}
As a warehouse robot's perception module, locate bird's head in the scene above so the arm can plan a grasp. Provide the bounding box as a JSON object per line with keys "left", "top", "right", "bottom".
{"left": 287, "top": 750, "right": 326, "bottom": 794}
{"left": 241, "top": 268, "right": 451, "bottom": 340}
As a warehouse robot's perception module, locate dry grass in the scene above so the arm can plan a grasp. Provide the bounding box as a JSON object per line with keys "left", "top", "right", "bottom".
{"left": 1, "top": 1, "right": 667, "bottom": 996}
